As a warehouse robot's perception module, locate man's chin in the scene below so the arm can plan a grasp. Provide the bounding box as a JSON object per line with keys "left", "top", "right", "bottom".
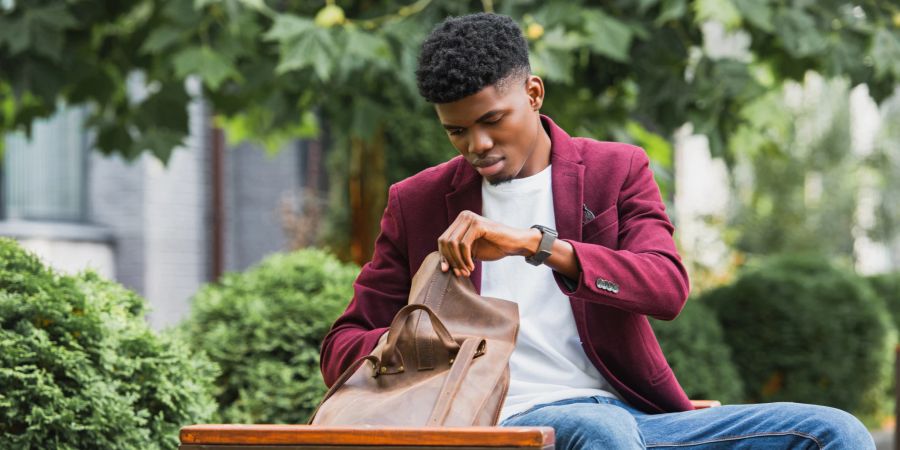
{"left": 487, "top": 175, "right": 514, "bottom": 186}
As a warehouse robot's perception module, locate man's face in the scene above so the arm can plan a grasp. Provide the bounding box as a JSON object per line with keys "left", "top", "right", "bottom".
{"left": 434, "top": 75, "right": 546, "bottom": 185}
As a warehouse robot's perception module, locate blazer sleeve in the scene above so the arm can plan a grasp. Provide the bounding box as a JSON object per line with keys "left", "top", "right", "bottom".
{"left": 552, "top": 149, "right": 690, "bottom": 320}
{"left": 320, "top": 184, "right": 411, "bottom": 386}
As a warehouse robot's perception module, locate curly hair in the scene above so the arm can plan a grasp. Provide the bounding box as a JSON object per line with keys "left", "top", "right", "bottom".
{"left": 416, "top": 13, "right": 531, "bottom": 104}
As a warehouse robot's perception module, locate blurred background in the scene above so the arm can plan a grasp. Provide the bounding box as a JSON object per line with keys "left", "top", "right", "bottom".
{"left": 2, "top": 0, "right": 900, "bottom": 448}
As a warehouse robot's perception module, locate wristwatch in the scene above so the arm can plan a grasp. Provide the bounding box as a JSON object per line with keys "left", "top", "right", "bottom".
{"left": 525, "top": 225, "right": 557, "bottom": 266}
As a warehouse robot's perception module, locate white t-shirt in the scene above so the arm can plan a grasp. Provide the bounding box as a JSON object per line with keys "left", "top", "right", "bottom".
{"left": 480, "top": 165, "right": 619, "bottom": 422}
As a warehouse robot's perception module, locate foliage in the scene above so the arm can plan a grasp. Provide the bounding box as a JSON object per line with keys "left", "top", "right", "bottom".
{"left": 651, "top": 297, "right": 744, "bottom": 404}
{"left": 3, "top": 0, "right": 899, "bottom": 259}
{"left": 704, "top": 254, "right": 895, "bottom": 416}
{"left": 3, "top": 0, "right": 898, "bottom": 161}
{"left": 726, "top": 74, "right": 859, "bottom": 259}
{"left": 180, "top": 248, "right": 359, "bottom": 423}
{"left": 0, "top": 238, "right": 217, "bottom": 449}
{"left": 868, "top": 272, "right": 900, "bottom": 336}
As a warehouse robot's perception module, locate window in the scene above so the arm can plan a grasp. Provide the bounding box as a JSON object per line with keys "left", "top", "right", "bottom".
{"left": 1, "top": 106, "right": 89, "bottom": 222}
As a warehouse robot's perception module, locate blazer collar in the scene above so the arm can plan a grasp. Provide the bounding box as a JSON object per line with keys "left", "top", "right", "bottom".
{"left": 444, "top": 115, "right": 585, "bottom": 291}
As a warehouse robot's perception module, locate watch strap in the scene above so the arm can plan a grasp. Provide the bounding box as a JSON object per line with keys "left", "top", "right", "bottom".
{"left": 525, "top": 225, "right": 557, "bottom": 266}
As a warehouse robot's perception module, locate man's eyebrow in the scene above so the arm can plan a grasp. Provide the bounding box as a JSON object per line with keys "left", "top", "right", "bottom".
{"left": 442, "top": 110, "right": 503, "bottom": 129}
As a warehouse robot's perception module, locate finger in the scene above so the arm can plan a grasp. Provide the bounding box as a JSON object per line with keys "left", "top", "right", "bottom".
{"left": 459, "top": 225, "right": 478, "bottom": 274}
{"left": 445, "top": 218, "right": 471, "bottom": 276}
{"left": 437, "top": 226, "right": 453, "bottom": 272}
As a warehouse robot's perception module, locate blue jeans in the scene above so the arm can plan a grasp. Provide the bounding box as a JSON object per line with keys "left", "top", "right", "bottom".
{"left": 500, "top": 396, "right": 874, "bottom": 449}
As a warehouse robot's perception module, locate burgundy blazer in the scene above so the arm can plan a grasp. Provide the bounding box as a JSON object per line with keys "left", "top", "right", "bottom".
{"left": 320, "top": 115, "right": 694, "bottom": 414}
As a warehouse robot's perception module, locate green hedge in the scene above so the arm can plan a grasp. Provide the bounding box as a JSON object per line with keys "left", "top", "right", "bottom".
{"left": 0, "top": 239, "right": 216, "bottom": 449}
{"left": 651, "top": 298, "right": 744, "bottom": 404}
{"left": 704, "top": 254, "right": 894, "bottom": 415}
{"left": 868, "top": 272, "right": 900, "bottom": 335}
{"left": 180, "top": 249, "right": 359, "bottom": 423}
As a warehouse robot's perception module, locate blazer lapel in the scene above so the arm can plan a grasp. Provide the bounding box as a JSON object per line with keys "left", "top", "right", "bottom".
{"left": 544, "top": 116, "right": 585, "bottom": 242}
{"left": 552, "top": 160, "right": 584, "bottom": 242}
{"left": 445, "top": 160, "right": 484, "bottom": 291}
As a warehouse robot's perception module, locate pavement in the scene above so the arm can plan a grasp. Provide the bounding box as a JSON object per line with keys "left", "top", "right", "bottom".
{"left": 873, "top": 428, "right": 892, "bottom": 450}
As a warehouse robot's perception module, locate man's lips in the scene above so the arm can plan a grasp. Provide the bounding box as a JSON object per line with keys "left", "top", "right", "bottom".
{"left": 471, "top": 157, "right": 503, "bottom": 168}
{"left": 471, "top": 157, "right": 505, "bottom": 176}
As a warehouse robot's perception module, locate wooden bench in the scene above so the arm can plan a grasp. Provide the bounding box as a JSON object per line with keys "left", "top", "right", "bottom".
{"left": 179, "top": 400, "right": 719, "bottom": 449}
{"left": 179, "top": 425, "right": 555, "bottom": 449}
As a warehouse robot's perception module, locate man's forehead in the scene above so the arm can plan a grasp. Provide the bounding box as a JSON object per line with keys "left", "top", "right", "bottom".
{"left": 434, "top": 85, "right": 514, "bottom": 125}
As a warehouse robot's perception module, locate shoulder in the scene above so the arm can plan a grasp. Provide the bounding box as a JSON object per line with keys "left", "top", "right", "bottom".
{"left": 571, "top": 137, "right": 648, "bottom": 178}
{"left": 389, "top": 156, "right": 465, "bottom": 208}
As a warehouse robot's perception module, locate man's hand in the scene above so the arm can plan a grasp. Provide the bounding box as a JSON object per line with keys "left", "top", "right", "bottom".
{"left": 437, "top": 210, "right": 540, "bottom": 277}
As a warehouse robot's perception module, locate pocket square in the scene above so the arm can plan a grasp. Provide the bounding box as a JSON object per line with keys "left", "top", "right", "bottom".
{"left": 582, "top": 204, "right": 596, "bottom": 224}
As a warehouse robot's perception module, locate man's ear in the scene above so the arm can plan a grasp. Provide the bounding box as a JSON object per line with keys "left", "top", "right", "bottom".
{"left": 525, "top": 75, "right": 545, "bottom": 111}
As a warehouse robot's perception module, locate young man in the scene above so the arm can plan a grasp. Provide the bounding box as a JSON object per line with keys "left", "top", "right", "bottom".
{"left": 321, "top": 13, "right": 874, "bottom": 449}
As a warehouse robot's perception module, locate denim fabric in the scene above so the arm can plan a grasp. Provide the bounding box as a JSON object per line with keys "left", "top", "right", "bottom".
{"left": 501, "top": 396, "right": 874, "bottom": 449}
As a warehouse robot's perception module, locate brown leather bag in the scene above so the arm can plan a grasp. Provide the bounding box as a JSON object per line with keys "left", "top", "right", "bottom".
{"left": 309, "top": 252, "right": 519, "bottom": 426}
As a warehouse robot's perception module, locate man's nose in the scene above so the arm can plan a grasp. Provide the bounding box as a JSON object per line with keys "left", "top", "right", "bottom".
{"left": 468, "top": 130, "right": 493, "bottom": 155}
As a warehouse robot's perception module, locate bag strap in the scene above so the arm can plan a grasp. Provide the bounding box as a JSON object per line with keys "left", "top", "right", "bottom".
{"left": 426, "top": 337, "right": 486, "bottom": 426}
{"left": 307, "top": 354, "right": 380, "bottom": 424}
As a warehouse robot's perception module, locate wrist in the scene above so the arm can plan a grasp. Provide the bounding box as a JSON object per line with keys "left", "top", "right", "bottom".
{"left": 520, "top": 228, "right": 542, "bottom": 257}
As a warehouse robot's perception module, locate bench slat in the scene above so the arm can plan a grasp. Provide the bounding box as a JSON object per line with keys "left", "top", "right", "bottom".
{"left": 180, "top": 425, "right": 554, "bottom": 448}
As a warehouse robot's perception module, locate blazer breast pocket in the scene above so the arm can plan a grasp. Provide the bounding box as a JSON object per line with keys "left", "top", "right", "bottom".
{"left": 582, "top": 205, "right": 618, "bottom": 246}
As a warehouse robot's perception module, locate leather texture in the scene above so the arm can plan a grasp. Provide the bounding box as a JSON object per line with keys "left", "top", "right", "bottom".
{"left": 310, "top": 252, "right": 519, "bottom": 426}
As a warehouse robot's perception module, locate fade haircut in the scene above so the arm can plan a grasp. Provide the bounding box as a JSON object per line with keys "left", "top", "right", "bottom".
{"left": 415, "top": 13, "right": 531, "bottom": 104}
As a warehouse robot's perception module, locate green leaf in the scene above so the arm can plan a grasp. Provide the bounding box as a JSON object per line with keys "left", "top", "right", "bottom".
{"left": 135, "top": 82, "right": 190, "bottom": 134}
{"left": 732, "top": 0, "right": 773, "bottom": 32}
{"left": 694, "top": 0, "right": 742, "bottom": 29}
{"left": 264, "top": 14, "right": 315, "bottom": 42}
{"left": 582, "top": 10, "right": 634, "bottom": 62}
{"left": 656, "top": 0, "right": 687, "bottom": 25}
{"left": 773, "top": 8, "right": 827, "bottom": 58}
{"left": 172, "top": 47, "right": 239, "bottom": 90}
{"left": 530, "top": 43, "right": 574, "bottom": 83}
{"left": 871, "top": 29, "right": 900, "bottom": 80}
{"left": 638, "top": 0, "right": 661, "bottom": 14}
{"left": 141, "top": 26, "right": 184, "bottom": 54}
{"left": 0, "top": 17, "right": 31, "bottom": 55}
{"left": 133, "top": 128, "right": 184, "bottom": 164}
{"left": 276, "top": 28, "right": 334, "bottom": 80}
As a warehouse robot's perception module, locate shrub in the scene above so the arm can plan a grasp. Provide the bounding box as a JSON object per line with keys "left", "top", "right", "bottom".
{"left": 868, "top": 272, "right": 900, "bottom": 335}
{"left": 704, "top": 254, "right": 894, "bottom": 415}
{"left": 180, "top": 249, "right": 359, "bottom": 423}
{"left": 0, "top": 238, "right": 217, "bottom": 449}
{"left": 651, "top": 298, "right": 744, "bottom": 404}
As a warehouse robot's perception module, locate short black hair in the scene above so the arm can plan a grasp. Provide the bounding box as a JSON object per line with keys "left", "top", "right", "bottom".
{"left": 416, "top": 13, "right": 531, "bottom": 104}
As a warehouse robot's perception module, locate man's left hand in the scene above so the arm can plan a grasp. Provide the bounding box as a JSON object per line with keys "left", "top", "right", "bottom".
{"left": 437, "top": 210, "right": 540, "bottom": 277}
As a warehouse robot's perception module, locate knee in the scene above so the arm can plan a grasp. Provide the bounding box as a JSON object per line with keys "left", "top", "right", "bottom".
{"left": 788, "top": 403, "right": 874, "bottom": 450}
{"left": 816, "top": 406, "right": 873, "bottom": 449}
{"left": 539, "top": 404, "right": 643, "bottom": 450}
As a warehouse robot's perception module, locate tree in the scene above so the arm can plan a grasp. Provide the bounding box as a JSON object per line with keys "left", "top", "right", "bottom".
{"left": 2, "top": 0, "right": 899, "bottom": 262}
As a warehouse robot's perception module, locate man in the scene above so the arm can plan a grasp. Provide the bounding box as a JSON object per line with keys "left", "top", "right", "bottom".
{"left": 321, "top": 12, "right": 873, "bottom": 449}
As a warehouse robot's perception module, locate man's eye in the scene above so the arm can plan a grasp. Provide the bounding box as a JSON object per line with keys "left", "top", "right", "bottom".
{"left": 448, "top": 129, "right": 463, "bottom": 136}
{"left": 485, "top": 116, "right": 503, "bottom": 125}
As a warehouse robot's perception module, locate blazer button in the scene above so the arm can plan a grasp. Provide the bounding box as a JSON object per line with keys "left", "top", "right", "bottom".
{"left": 596, "top": 278, "right": 619, "bottom": 294}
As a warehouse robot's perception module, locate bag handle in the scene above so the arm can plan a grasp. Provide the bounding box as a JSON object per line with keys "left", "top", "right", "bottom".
{"left": 378, "top": 303, "right": 459, "bottom": 375}
{"left": 307, "top": 354, "right": 380, "bottom": 424}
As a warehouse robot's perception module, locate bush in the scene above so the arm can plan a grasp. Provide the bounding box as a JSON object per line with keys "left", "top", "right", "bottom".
{"left": 651, "top": 298, "right": 744, "bottom": 404}
{"left": 180, "top": 249, "right": 359, "bottom": 423}
{"left": 0, "top": 239, "right": 217, "bottom": 449}
{"left": 704, "top": 254, "right": 894, "bottom": 415}
{"left": 868, "top": 272, "right": 900, "bottom": 335}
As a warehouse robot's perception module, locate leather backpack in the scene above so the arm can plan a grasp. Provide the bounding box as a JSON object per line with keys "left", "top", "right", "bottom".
{"left": 310, "top": 251, "right": 519, "bottom": 426}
